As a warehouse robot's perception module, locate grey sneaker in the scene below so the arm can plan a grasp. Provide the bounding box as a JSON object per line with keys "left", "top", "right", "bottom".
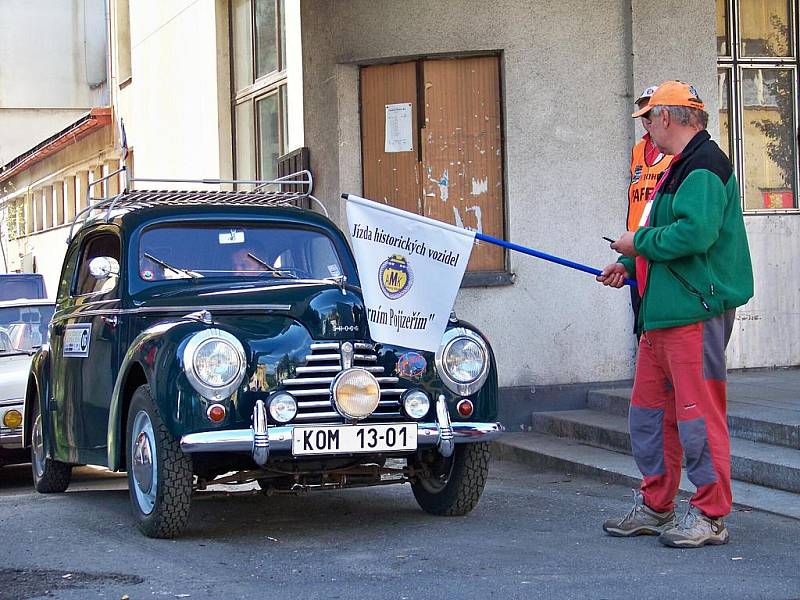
{"left": 603, "top": 490, "right": 676, "bottom": 537}
{"left": 659, "top": 505, "right": 730, "bottom": 548}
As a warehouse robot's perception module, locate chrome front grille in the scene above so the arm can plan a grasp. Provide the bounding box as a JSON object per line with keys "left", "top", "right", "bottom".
{"left": 281, "top": 341, "right": 404, "bottom": 423}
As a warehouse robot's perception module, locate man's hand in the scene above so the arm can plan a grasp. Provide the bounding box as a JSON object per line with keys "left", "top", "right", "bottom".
{"left": 611, "top": 231, "right": 638, "bottom": 257}
{"left": 596, "top": 263, "right": 629, "bottom": 288}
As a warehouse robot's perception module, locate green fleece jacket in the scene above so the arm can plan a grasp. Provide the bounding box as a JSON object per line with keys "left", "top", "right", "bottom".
{"left": 619, "top": 130, "right": 753, "bottom": 332}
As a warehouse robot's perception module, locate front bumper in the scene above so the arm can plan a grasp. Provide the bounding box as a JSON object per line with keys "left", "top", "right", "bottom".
{"left": 0, "top": 402, "right": 23, "bottom": 449}
{"left": 180, "top": 396, "right": 503, "bottom": 466}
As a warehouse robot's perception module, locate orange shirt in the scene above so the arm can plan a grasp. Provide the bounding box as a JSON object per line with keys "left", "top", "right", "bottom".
{"left": 627, "top": 134, "right": 672, "bottom": 231}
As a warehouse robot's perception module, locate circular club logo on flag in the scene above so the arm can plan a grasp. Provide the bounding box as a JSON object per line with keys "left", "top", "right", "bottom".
{"left": 378, "top": 254, "right": 413, "bottom": 299}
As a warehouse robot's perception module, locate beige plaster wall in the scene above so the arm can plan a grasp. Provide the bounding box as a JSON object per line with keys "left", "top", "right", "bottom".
{"left": 115, "top": 0, "right": 227, "bottom": 183}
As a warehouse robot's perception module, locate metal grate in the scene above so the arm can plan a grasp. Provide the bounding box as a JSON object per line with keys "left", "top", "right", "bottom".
{"left": 68, "top": 170, "right": 325, "bottom": 242}
{"left": 281, "top": 341, "right": 405, "bottom": 423}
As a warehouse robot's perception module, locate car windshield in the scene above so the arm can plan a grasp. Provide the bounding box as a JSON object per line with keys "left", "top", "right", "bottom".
{"left": 0, "top": 304, "right": 55, "bottom": 355}
{"left": 138, "top": 224, "right": 345, "bottom": 282}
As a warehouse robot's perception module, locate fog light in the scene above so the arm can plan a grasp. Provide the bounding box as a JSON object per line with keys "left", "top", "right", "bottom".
{"left": 456, "top": 399, "right": 474, "bottom": 417}
{"left": 402, "top": 390, "right": 430, "bottom": 420}
{"left": 268, "top": 392, "right": 297, "bottom": 423}
{"left": 3, "top": 409, "right": 22, "bottom": 429}
{"left": 332, "top": 368, "right": 380, "bottom": 420}
{"left": 207, "top": 404, "right": 226, "bottom": 422}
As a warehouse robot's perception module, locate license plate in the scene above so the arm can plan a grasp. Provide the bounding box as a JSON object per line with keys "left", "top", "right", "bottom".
{"left": 292, "top": 423, "right": 418, "bottom": 456}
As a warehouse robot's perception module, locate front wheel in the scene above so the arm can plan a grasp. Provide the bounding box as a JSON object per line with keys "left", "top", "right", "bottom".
{"left": 30, "top": 396, "right": 72, "bottom": 493}
{"left": 127, "top": 385, "right": 193, "bottom": 538}
{"left": 410, "top": 442, "right": 490, "bottom": 516}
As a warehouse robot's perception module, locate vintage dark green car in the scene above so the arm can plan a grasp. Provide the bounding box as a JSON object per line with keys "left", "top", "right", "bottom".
{"left": 24, "top": 173, "right": 502, "bottom": 538}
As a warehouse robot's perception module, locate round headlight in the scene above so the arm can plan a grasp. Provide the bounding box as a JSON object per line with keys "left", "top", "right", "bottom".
{"left": 194, "top": 339, "right": 241, "bottom": 387}
{"left": 269, "top": 392, "right": 298, "bottom": 423}
{"left": 402, "top": 390, "right": 430, "bottom": 420}
{"left": 332, "top": 368, "right": 380, "bottom": 420}
{"left": 183, "top": 329, "right": 246, "bottom": 400}
{"left": 435, "top": 328, "right": 491, "bottom": 396}
{"left": 445, "top": 338, "right": 485, "bottom": 383}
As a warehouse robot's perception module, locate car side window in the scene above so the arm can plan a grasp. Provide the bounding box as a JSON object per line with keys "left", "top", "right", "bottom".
{"left": 73, "top": 233, "right": 122, "bottom": 297}
{"left": 57, "top": 246, "right": 80, "bottom": 302}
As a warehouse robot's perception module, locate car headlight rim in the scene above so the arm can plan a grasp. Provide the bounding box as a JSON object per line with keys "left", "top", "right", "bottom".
{"left": 331, "top": 368, "right": 381, "bottom": 421}
{"left": 182, "top": 328, "right": 246, "bottom": 400}
{"left": 435, "top": 327, "right": 491, "bottom": 396}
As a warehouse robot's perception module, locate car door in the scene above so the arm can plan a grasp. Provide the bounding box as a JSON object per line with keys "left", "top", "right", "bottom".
{"left": 51, "top": 227, "right": 123, "bottom": 465}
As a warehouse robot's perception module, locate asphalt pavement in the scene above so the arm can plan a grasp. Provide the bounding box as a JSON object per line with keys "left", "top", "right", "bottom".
{"left": 0, "top": 456, "right": 798, "bottom": 600}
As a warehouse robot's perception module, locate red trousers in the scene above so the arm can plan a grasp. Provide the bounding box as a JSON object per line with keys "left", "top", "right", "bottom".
{"left": 629, "top": 310, "right": 735, "bottom": 518}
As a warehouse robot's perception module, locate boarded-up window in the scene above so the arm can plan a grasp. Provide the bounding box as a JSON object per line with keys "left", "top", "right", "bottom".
{"left": 360, "top": 55, "right": 505, "bottom": 273}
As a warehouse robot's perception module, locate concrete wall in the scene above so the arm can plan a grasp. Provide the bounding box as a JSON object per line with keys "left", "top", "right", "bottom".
{"left": 0, "top": 126, "right": 115, "bottom": 296}
{"left": 300, "top": 0, "right": 735, "bottom": 387}
{"left": 115, "top": 0, "right": 230, "bottom": 182}
{"left": 0, "top": 0, "right": 109, "bottom": 163}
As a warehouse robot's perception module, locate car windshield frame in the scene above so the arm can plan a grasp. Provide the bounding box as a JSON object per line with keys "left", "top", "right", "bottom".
{"left": 135, "top": 221, "right": 348, "bottom": 285}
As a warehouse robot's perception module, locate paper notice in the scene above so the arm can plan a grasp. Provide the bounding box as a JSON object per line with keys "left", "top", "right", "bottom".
{"left": 385, "top": 103, "right": 413, "bottom": 153}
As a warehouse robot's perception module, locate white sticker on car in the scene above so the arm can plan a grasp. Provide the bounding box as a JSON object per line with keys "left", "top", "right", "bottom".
{"left": 327, "top": 264, "right": 341, "bottom": 277}
{"left": 63, "top": 324, "right": 92, "bottom": 357}
{"left": 219, "top": 229, "right": 245, "bottom": 244}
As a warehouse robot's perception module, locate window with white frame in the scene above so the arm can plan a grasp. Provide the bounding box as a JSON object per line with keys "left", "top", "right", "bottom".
{"left": 231, "top": 0, "right": 288, "bottom": 182}
{"left": 717, "top": 0, "right": 799, "bottom": 211}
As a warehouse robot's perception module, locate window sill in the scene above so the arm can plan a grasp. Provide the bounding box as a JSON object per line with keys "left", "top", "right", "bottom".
{"left": 461, "top": 271, "right": 515, "bottom": 288}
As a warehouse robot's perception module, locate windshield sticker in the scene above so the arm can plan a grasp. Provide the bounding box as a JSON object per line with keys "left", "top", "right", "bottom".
{"left": 327, "top": 264, "right": 341, "bottom": 277}
{"left": 63, "top": 324, "right": 92, "bottom": 357}
{"left": 219, "top": 229, "right": 245, "bottom": 245}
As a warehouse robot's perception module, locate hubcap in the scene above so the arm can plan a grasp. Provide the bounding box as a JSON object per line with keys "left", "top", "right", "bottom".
{"left": 31, "top": 413, "right": 45, "bottom": 478}
{"left": 133, "top": 432, "right": 154, "bottom": 494}
{"left": 130, "top": 410, "right": 157, "bottom": 515}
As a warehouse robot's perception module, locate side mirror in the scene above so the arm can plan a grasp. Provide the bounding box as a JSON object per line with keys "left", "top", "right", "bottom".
{"left": 89, "top": 256, "right": 120, "bottom": 280}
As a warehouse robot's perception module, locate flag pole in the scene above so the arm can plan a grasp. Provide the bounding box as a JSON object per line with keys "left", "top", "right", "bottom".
{"left": 475, "top": 232, "right": 636, "bottom": 287}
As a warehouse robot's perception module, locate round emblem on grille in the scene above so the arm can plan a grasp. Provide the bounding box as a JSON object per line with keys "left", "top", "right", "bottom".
{"left": 378, "top": 254, "right": 413, "bottom": 299}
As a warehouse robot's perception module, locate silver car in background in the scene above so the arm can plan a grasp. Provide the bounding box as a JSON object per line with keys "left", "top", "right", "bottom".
{"left": 0, "top": 299, "right": 55, "bottom": 466}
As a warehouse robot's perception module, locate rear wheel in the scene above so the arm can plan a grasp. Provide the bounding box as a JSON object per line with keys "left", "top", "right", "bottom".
{"left": 127, "top": 384, "right": 193, "bottom": 538}
{"left": 410, "top": 442, "right": 490, "bottom": 516}
{"left": 30, "top": 396, "right": 72, "bottom": 493}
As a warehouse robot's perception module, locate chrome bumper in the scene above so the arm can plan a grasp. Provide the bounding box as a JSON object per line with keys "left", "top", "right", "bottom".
{"left": 180, "top": 396, "right": 503, "bottom": 467}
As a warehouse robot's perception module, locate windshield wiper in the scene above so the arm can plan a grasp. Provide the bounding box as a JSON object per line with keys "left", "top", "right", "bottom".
{"left": 144, "top": 253, "right": 202, "bottom": 279}
{"left": 246, "top": 253, "right": 297, "bottom": 279}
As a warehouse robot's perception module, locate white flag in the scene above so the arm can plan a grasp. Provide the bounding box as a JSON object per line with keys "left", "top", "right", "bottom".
{"left": 345, "top": 195, "right": 475, "bottom": 352}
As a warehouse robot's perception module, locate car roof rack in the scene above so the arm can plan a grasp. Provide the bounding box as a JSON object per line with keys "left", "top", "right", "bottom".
{"left": 67, "top": 168, "right": 327, "bottom": 243}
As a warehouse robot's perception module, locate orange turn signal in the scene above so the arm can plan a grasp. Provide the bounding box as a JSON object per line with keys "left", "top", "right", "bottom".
{"left": 456, "top": 399, "right": 474, "bottom": 417}
{"left": 207, "top": 404, "right": 226, "bottom": 422}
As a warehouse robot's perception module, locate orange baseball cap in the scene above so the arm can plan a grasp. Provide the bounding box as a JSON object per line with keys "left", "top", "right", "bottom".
{"left": 632, "top": 80, "right": 705, "bottom": 117}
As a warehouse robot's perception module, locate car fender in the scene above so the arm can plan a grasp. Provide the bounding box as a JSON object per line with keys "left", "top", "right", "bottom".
{"left": 107, "top": 320, "right": 199, "bottom": 470}
{"left": 23, "top": 344, "right": 51, "bottom": 450}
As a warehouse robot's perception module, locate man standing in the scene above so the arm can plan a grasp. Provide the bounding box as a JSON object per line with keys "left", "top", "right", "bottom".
{"left": 597, "top": 81, "right": 753, "bottom": 548}
{"left": 626, "top": 86, "right": 673, "bottom": 333}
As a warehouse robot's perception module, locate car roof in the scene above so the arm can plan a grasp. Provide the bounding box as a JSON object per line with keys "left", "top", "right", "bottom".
{"left": 77, "top": 190, "right": 338, "bottom": 236}
{"left": 0, "top": 298, "right": 54, "bottom": 309}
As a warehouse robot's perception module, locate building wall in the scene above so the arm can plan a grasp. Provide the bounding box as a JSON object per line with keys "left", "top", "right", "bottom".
{"left": 114, "top": 0, "right": 231, "bottom": 182}
{"left": 0, "top": 0, "right": 109, "bottom": 164}
{"left": 0, "top": 126, "right": 116, "bottom": 296}
{"left": 297, "top": 0, "right": 781, "bottom": 388}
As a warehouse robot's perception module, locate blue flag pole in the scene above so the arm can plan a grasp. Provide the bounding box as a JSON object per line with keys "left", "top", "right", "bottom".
{"left": 474, "top": 232, "right": 637, "bottom": 288}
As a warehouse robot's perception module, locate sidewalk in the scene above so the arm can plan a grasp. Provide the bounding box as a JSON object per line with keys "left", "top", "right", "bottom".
{"left": 494, "top": 367, "right": 800, "bottom": 520}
